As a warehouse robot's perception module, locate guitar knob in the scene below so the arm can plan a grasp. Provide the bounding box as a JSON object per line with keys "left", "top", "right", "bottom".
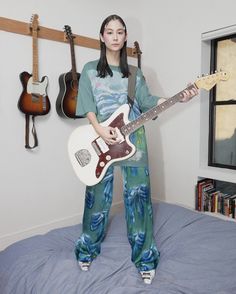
{"left": 99, "top": 161, "right": 105, "bottom": 167}
{"left": 106, "top": 155, "right": 111, "bottom": 161}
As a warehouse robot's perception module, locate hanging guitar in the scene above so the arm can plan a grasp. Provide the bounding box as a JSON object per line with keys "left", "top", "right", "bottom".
{"left": 56, "top": 25, "right": 81, "bottom": 118}
{"left": 68, "top": 71, "right": 229, "bottom": 186}
{"left": 18, "top": 14, "right": 50, "bottom": 149}
{"left": 18, "top": 14, "right": 50, "bottom": 116}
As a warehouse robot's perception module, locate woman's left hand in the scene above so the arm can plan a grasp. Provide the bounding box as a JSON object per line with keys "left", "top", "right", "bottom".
{"left": 180, "top": 83, "right": 199, "bottom": 102}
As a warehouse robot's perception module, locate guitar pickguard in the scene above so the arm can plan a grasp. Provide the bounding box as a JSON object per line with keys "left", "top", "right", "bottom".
{"left": 93, "top": 113, "right": 134, "bottom": 178}
{"left": 27, "top": 76, "right": 48, "bottom": 96}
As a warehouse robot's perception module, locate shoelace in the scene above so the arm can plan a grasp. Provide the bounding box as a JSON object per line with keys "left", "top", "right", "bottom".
{"left": 140, "top": 270, "right": 155, "bottom": 284}
{"left": 79, "top": 261, "right": 91, "bottom": 271}
{"left": 141, "top": 272, "right": 152, "bottom": 279}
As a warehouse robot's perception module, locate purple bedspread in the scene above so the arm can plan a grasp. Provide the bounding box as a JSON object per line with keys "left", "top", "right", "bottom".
{"left": 1, "top": 202, "right": 236, "bottom": 294}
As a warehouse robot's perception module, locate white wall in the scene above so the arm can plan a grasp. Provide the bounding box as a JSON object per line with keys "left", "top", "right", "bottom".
{"left": 142, "top": 0, "right": 236, "bottom": 207}
{"left": 0, "top": 0, "right": 236, "bottom": 250}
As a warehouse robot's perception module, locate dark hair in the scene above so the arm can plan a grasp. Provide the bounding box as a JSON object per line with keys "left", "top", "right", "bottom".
{"left": 97, "top": 14, "right": 130, "bottom": 78}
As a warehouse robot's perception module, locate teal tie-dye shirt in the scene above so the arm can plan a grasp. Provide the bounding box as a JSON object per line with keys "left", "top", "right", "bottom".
{"left": 76, "top": 60, "right": 160, "bottom": 167}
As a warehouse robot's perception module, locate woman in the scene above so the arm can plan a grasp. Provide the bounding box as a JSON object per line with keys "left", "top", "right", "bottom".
{"left": 74, "top": 14, "right": 196, "bottom": 284}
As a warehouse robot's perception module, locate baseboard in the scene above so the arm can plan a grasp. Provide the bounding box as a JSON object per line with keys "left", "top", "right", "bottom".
{"left": 0, "top": 201, "right": 124, "bottom": 252}
{"left": 0, "top": 212, "right": 83, "bottom": 252}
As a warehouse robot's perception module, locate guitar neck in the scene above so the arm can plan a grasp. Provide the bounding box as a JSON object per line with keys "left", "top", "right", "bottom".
{"left": 134, "top": 41, "right": 142, "bottom": 69}
{"left": 122, "top": 84, "right": 197, "bottom": 136}
{"left": 32, "top": 29, "right": 39, "bottom": 82}
{"left": 69, "top": 38, "right": 78, "bottom": 82}
{"left": 137, "top": 55, "right": 141, "bottom": 69}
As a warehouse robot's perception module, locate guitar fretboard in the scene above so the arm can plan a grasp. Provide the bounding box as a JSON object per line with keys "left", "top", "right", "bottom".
{"left": 32, "top": 28, "right": 39, "bottom": 82}
{"left": 121, "top": 84, "right": 197, "bottom": 136}
{"left": 69, "top": 36, "right": 78, "bottom": 83}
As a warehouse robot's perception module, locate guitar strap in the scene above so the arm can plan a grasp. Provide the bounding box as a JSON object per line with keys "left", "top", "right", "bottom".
{"left": 128, "top": 64, "right": 157, "bottom": 120}
{"left": 127, "top": 65, "right": 138, "bottom": 108}
{"left": 25, "top": 114, "right": 38, "bottom": 149}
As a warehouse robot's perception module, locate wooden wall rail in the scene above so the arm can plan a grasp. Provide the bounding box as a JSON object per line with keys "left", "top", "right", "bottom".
{"left": 0, "top": 16, "right": 137, "bottom": 58}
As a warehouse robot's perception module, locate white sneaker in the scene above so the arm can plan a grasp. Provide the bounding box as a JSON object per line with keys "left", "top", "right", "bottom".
{"left": 78, "top": 261, "right": 91, "bottom": 271}
{"left": 140, "top": 269, "right": 155, "bottom": 284}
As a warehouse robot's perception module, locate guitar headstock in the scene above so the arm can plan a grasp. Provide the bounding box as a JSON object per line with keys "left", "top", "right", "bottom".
{"left": 195, "top": 71, "right": 230, "bottom": 90}
{"left": 134, "top": 41, "right": 142, "bottom": 55}
{"left": 134, "top": 41, "right": 142, "bottom": 69}
{"left": 30, "top": 14, "right": 39, "bottom": 33}
{"left": 64, "top": 25, "right": 74, "bottom": 41}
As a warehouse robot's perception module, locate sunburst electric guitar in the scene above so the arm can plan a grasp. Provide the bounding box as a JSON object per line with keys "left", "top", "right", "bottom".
{"left": 18, "top": 14, "right": 50, "bottom": 116}
{"left": 68, "top": 71, "right": 229, "bottom": 186}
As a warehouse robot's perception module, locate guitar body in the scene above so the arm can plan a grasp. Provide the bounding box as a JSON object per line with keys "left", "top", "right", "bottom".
{"left": 56, "top": 71, "right": 81, "bottom": 118}
{"left": 68, "top": 104, "right": 136, "bottom": 186}
{"left": 18, "top": 71, "right": 51, "bottom": 115}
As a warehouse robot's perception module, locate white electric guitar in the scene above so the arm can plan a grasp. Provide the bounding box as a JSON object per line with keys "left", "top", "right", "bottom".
{"left": 68, "top": 71, "right": 229, "bottom": 186}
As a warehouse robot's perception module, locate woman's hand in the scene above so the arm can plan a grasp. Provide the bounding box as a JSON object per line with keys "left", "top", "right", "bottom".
{"left": 95, "top": 125, "right": 119, "bottom": 145}
{"left": 86, "top": 112, "right": 120, "bottom": 145}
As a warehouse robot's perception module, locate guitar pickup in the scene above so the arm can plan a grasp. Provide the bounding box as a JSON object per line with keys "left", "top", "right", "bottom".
{"left": 92, "top": 141, "right": 102, "bottom": 156}
{"left": 93, "top": 137, "right": 109, "bottom": 154}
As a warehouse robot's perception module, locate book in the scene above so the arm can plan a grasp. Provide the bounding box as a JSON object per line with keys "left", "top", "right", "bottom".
{"left": 203, "top": 187, "right": 216, "bottom": 212}
{"left": 196, "top": 178, "right": 215, "bottom": 211}
{"left": 201, "top": 183, "right": 215, "bottom": 212}
{"left": 228, "top": 194, "right": 236, "bottom": 218}
{"left": 223, "top": 194, "right": 231, "bottom": 216}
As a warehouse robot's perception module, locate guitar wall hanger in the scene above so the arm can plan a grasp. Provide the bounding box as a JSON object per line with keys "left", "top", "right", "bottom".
{"left": 0, "top": 15, "right": 139, "bottom": 58}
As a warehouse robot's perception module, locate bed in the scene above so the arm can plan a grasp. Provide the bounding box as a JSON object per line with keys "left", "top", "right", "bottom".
{"left": 1, "top": 201, "right": 236, "bottom": 294}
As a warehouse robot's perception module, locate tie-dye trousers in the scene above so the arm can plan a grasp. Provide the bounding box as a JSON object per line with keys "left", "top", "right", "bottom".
{"left": 74, "top": 165, "right": 160, "bottom": 272}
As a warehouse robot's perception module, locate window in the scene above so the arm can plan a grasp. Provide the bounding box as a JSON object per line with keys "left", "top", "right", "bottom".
{"left": 209, "top": 34, "right": 236, "bottom": 169}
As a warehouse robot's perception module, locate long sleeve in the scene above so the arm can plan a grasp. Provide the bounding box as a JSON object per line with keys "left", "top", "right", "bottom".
{"left": 135, "top": 68, "right": 161, "bottom": 113}
{"left": 76, "top": 64, "right": 97, "bottom": 117}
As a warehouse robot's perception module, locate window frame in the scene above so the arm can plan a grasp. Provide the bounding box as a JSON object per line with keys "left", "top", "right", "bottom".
{"left": 208, "top": 33, "right": 236, "bottom": 170}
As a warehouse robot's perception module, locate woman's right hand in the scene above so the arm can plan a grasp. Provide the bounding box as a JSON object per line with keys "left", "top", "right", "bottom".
{"left": 86, "top": 112, "right": 119, "bottom": 145}
{"left": 95, "top": 125, "right": 119, "bottom": 145}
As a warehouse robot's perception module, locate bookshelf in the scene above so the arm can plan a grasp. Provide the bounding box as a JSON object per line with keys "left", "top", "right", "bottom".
{"left": 196, "top": 177, "right": 236, "bottom": 219}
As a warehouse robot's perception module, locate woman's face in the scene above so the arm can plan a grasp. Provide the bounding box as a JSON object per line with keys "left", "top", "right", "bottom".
{"left": 100, "top": 19, "right": 127, "bottom": 53}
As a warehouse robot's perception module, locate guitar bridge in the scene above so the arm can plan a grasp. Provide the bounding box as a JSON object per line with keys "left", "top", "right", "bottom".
{"left": 74, "top": 149, "right": 91, "bottom": 167}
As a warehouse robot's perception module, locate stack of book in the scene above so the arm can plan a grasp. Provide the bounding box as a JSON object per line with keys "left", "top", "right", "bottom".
{"left": 196, "top": 178, "right": 236, "bottom": 218}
